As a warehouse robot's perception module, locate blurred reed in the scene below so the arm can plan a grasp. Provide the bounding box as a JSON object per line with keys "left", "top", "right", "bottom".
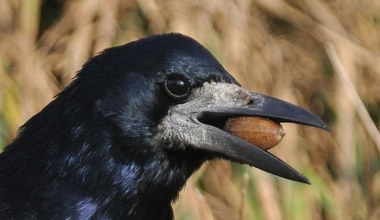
{"left": 1, "top": 0, "right": 380, "bottom": 219}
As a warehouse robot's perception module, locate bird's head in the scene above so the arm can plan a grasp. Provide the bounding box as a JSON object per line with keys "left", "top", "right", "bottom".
{"left": 66, "top": 33, "right": 328, "bottom": 185}
{"left": 0, "top": 33, "right": 329, "bottom": 219}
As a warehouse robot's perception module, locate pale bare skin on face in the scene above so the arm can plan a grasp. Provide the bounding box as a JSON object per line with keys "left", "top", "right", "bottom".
{"left": 157, "top": 82, "right": 284, "bottom": 151}
{"left": 156, "top": 82, "right": 252, "bottom": 149}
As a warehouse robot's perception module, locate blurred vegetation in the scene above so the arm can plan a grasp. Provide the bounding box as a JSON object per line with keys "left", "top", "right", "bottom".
{"left": 1, "top": 0, "right": 380, "bottom": 219}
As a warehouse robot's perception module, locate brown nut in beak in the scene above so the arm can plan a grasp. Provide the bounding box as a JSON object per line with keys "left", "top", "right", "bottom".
{"left": 224, "top": 116, "right": 285, "bottom": 150}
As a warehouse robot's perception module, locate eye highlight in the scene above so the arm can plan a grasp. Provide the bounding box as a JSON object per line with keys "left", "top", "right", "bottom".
{"left": 163, "top": 78, "right": 190, "bottom": 100}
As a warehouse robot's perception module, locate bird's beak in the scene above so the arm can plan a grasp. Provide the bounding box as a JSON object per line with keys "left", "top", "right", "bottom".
{"left": 200, "top": 92, "right": 328, "bottom": 129}
{"left": 159, "top": 82, "right": 329, "bottom": 184}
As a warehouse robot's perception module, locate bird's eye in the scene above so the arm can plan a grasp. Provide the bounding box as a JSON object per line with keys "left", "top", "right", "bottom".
{"left": 163, "top": 78, "right": 190, "bottom": 100}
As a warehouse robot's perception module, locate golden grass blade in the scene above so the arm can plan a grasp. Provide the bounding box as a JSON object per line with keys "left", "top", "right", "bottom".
{"left": 325, "top": 43, "right": 380, "bottom": 152}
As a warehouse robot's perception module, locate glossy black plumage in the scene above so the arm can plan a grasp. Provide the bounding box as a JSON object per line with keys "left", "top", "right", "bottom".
{"left": 0, "top": 33, "right": 327, "bottom": 219}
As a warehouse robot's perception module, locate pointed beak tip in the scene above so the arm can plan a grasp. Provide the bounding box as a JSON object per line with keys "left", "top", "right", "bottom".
{"left": 322, "top": 124, "right": 331, "bottom": 131}
{"left": 312, "top": 120, "right": 330, "bottom": 131}
{"left": 299, "top": 176, "right": 311, "bottom": 185}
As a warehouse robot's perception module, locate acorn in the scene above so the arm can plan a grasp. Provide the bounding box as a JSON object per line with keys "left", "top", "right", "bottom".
{"left": 224, "top": 116, "right": 285, "bottom": 150}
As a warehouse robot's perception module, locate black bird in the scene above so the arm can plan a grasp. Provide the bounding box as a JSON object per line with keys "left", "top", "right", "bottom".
{"left": 0, "top": 33, "right": 328, "bottom": 219}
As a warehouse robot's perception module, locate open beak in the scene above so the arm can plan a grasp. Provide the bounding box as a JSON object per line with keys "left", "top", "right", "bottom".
{"left": 159, "top": 82, "right": 329, "bottom": 184}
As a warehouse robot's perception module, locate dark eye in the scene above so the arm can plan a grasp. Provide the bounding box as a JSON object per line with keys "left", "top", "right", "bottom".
{"left": 163, "top": 78, "right": 190, "bottom": 100}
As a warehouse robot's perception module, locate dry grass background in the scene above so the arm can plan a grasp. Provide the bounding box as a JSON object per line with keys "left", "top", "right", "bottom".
{"left": 0, "top": 0, "right": 380, "bottom": 219}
